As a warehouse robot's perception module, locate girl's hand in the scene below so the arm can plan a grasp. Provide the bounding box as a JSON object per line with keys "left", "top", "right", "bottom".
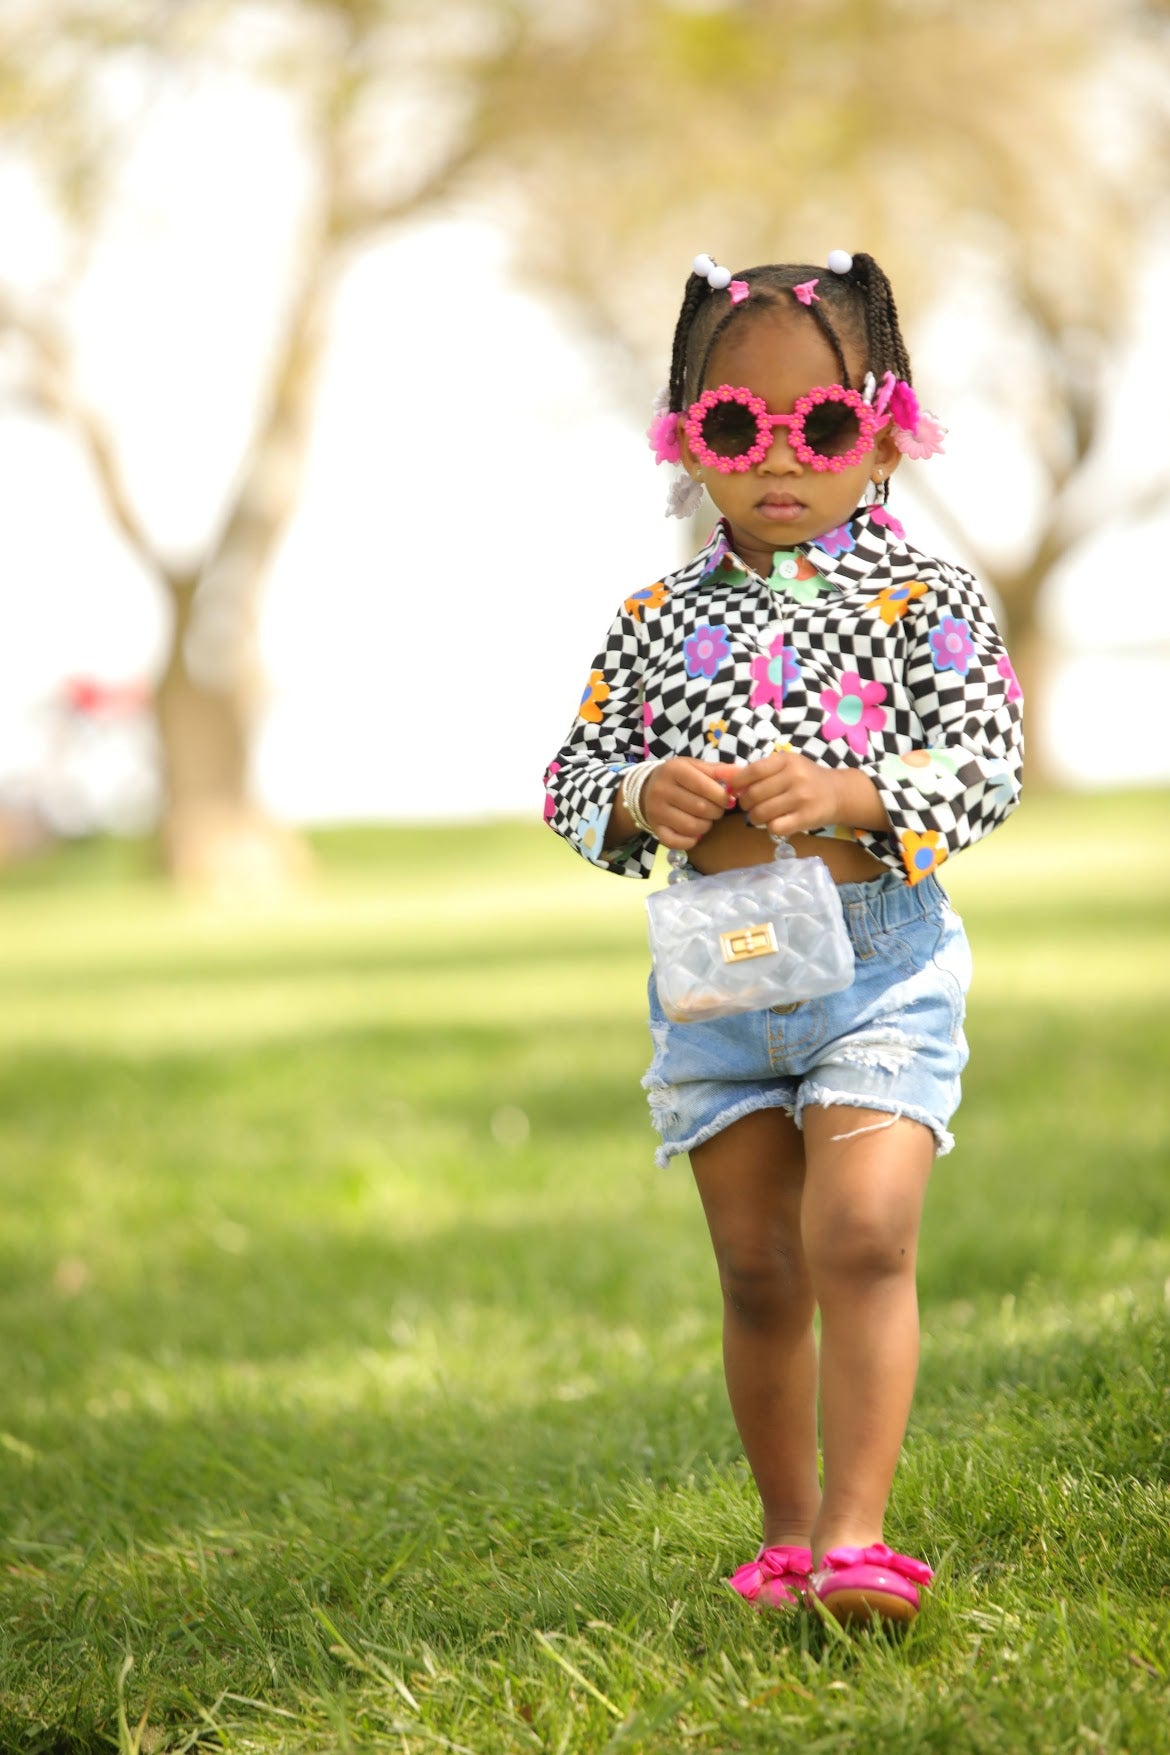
{"left": 641, "top": 758, "right": 739, "bottom": 850}
{"left": 726, "top": 751, "right": 846, "bottom": 838}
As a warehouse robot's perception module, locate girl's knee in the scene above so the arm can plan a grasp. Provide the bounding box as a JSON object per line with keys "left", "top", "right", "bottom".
{"left": 715, "top": 1238, "right": 813, "bottom": 1327}
{"left": 803, "top": 1206, "right": 918, "bottom": 1286}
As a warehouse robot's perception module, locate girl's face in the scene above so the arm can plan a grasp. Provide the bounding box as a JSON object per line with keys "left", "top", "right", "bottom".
{"left": 678, "top": 304, "right": 901, "bottom": 573}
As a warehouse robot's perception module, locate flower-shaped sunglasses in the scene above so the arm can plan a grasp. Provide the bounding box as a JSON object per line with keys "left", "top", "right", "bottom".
{"left": 684, "top": 382, "right": 883, "bottom": 475}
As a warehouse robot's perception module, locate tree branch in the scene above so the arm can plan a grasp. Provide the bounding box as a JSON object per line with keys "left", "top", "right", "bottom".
{"left": 0, "top": 294, "right": 174, "bottom": 590}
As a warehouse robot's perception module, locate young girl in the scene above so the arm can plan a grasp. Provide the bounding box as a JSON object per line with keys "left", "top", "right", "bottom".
{"left": 543, "top": 250, "right": 1023, "bottom": 1627}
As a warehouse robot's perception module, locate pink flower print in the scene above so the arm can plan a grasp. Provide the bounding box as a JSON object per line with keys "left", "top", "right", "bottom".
{"left": 820, "top": 670, "right": 888, "bottom": 757}
{"left": 867, "top": 504, "right": 905, "bottom": 541}
{"left": 642, "top": 698, "right": 654, "bottom": 758}
{"left": 683, "top": 621, "right": 732, "bottom": 679}
{"left": 542, "top": 760, "right": 561, "bottom": 822}
{"left": 997, "top": 652, "right": 1023, "bottom": 702}
{"left": 929, "top": 616, "right": 975, "bottom": 678}
{"left": 749, "top": 638, "right": 801, "bottom": 711}
{"left": 814, "top": 522, "right": 856, "bottom": 559}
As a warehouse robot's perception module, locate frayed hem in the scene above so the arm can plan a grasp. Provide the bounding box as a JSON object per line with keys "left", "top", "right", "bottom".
{"left": 652, "top": 1092, "right": 797, "bottom": 1169}
{"left": 795, "top": 1083, "right": 955, "bottom": 1157}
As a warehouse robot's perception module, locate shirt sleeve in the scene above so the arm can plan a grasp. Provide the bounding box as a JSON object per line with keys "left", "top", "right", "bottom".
{"left": 542, "top": 600, "right": 658, "bottom": 879}
{"left": 857, "top": 562, "right": 1024, "bottom": 884}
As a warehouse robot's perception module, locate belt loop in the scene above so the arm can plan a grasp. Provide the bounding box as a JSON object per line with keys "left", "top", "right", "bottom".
{"left": 848, "top": 896, "right": 874, "bottom": 960}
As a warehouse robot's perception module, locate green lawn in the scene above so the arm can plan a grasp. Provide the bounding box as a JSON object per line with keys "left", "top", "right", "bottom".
{"left": 1, "top": 791, "right": 1168, "bottom": 1754}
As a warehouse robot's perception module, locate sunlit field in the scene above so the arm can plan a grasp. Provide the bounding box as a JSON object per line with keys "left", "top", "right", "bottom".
{"left": 2, "top": 790, "right": 1168, "bottom": 1754}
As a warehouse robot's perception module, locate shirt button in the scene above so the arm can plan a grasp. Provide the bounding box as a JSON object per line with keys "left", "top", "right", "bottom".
{"left": 773, "top": 557, "right": 799, "bottom": 580}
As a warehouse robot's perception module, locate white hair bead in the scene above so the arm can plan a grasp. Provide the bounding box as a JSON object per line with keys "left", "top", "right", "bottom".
{"left": 693, "top": 253, "right": 715, "bottom": 276}
{"left": 706, "top": 265, "right": 732, "bottom": 290}
{"left": 827, "top": 249, "right": 854, "bottom": 274}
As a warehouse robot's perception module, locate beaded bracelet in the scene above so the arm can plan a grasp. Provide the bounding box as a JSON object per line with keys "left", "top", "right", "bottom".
{"left": 621, "top": 759, "right": 660, "bottom": 836}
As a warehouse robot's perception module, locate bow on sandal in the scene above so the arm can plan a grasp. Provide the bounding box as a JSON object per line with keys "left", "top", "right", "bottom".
{"left": 810, "top": 1542, "right": 934, "bottom": 1627}
{"left": 727, "top": 1544, "right": 813, "bottom": 1608}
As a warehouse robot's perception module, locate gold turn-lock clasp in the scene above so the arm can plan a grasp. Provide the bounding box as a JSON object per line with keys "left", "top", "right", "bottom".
{"left": 720, "top": 922, "right": 778, "bottom": 964}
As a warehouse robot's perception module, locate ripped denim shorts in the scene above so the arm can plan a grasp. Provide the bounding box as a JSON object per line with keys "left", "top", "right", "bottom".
{"left": 641, "top": 868, "right": 971, "bottom": 1168}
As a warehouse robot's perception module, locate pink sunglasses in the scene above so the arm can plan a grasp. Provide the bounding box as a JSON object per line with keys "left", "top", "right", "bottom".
{"left": 683, "top": 382, "right": 883, "bottom": 475}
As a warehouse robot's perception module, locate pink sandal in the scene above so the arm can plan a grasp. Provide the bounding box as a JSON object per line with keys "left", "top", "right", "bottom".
{"left": 810, "top": 1543, "right": 934, "bottom": 1627}
{"left": 728, "top": 1544, "right": 813, "bottom": 1608}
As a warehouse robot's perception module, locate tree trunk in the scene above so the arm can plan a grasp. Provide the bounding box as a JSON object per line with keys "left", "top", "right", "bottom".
{"left": 148, "top": 242, "right": 338, "bottom": 893}
{"left": 153, "top": 576, "right": 307, "bottom": 894}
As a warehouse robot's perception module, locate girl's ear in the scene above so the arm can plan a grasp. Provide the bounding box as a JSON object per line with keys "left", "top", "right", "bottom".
{"left": 677, "top": 415, "right": 702, "bottom": 481}
{"left": 872, "top": 421, "right": 902, "bottom": 486}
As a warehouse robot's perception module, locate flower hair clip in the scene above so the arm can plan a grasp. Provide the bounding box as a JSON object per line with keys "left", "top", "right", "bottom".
{"left": 872, "top": 370, "right": 946, "bottom": 459}
{"left": 693, "top": 253, "right": 750, "bottom": 304}
{"left": 647, "top": 386, "right": 702, "bottom": 518}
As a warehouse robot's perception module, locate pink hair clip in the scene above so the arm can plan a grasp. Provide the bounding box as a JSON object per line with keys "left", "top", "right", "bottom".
{"left": 647, "top": 407, "right": 682, "bottom": 466}
{"left": 647, "top": 385, "right": 703, "bottom": 516}
{"left": 895, "top": 412, "right": 946, "bottom": 459}
{"left": 876, "top": 376, "right": 948, "bottom": 459}
{"left": 792, "top": 279, "right": 819, "bottom": 306}
{"left": 694, "top": 253, "right": 749, "bottom": 301}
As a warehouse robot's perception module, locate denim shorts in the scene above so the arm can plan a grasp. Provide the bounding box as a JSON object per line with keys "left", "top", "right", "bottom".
{"left": 642, "top": 869, "right": 971, "bottom": 1168}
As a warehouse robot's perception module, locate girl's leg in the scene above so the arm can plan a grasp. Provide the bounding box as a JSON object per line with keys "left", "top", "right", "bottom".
{"left": 798, "top": 1105, "right": 934, "bottom": 1562}
{"left": 690, "top": 1107, "right": 821, "bottom": 1547}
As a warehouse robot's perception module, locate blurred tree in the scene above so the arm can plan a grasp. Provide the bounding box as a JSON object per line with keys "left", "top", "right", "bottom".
{"left": 0, "top": 0, "right": 530, "bottom": 887}
{"left": 476, "top": 0, "right": 1170, "bottom": 775}
{"left": 1, "top": 0, "right": 1167, "bottom": 884}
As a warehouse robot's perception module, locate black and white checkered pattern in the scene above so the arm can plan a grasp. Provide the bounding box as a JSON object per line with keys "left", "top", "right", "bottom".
{"left": 544, "top": 507, "right": 1024, "bottom": 883}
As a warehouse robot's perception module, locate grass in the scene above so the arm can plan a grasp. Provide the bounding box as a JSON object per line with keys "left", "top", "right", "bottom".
{"left": 0, "top": 789, "right": 1168, "bottom": 1753}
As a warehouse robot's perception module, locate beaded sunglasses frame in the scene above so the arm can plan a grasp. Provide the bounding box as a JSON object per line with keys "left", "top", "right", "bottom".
{"left": 683, "top": 382, "right": 883, "bottom": 475}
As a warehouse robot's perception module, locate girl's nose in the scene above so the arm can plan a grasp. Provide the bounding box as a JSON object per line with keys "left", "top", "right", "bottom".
{"left": 757, "top": 430, "right": 801, "bottom": 476}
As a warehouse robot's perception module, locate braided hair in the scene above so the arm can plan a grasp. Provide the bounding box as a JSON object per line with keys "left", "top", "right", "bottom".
{"left": 667, "top": 253, "right": 913, "bottom": 473}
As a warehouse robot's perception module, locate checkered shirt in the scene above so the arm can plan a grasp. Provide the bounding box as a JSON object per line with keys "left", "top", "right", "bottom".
{"left": 542, "top": 506, "right": 1024, "bottom": 885}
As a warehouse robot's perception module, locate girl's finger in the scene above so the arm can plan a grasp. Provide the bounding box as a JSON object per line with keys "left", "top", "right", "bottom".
{"left": 677, "top": 771, "right": 736, "bottom": 809}
{"left": 657, "top": 808, "right": 716, "bottom": 840}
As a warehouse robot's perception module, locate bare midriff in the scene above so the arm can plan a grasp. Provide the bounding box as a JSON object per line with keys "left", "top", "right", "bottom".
{"left": 685, "top": 811, "right": 888, "bottom": 884}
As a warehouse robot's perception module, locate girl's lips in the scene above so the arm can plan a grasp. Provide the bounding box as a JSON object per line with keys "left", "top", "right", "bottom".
{"left": 758, "top": 497, "right": 805, "bottom": 522}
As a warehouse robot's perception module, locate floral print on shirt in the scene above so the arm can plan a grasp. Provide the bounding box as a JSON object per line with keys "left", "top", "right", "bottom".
{"left": 821, "top": 670, "right": 889, "bottom": 758}
{"left": 578, "top": 668, "right": 610, "bottom": 723}
{"left": 683, "top": 622, "right": 732, "bottom": 679}
{"left": 543, "top": 507, "right": 1023, "bottom": 880}
{"left": 750, "top": 638, "right": 802, "bottom": 711}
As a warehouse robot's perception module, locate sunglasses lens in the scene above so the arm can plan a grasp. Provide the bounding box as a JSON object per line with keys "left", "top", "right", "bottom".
{"left": 801, "top": 399, "right": 861, "bottom": 458}
{"left": 700, "top": 400, "right": 760, "bottom": 458}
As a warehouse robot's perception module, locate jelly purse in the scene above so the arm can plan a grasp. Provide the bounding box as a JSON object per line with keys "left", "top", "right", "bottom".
{"left": 645, "top": 836, "right": 855, "bottom": 1024}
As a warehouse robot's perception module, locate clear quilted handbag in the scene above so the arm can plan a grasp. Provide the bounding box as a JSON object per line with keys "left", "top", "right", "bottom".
{"left": 646, "top": 836, "right": 855, "bottom": 1024}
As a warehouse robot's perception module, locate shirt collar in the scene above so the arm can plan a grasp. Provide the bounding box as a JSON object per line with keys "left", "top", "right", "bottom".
{"left": 675, "top": 505, "right": 900, "bottom": 594}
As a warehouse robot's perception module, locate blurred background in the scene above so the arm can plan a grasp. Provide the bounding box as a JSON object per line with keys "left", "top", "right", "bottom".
{"left": 1, "top": 0, "right": 1168, "bottom": 890}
